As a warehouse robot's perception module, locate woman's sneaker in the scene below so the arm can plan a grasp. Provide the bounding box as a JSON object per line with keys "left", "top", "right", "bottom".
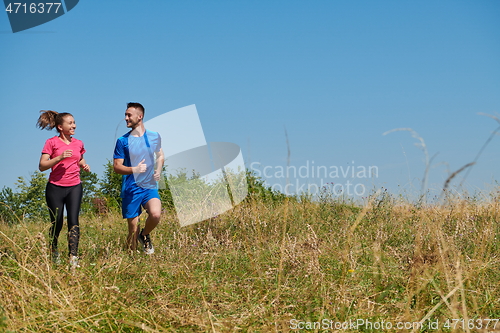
{"left": 69, "top": 255, "right": 80, "bottom": 268}
{"left": 138, "top": 229, "right": 154, "bottom": 255}
{"left": 51, "top": 250, "right": 61, "bottom": 264}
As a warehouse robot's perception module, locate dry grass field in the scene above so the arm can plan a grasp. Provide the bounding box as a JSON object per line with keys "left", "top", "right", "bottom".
{"left": 1, "top": 192, "right": 500, "bottom": 332}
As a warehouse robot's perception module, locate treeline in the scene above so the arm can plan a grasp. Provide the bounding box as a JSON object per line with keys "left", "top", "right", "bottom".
{"left": 0, "top": 161, "right": 287, "bottom": 224}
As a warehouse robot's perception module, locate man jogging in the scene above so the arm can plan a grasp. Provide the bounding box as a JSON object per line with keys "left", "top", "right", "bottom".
{"left": 113, "top": 102, "right": 164, "bottom": 254}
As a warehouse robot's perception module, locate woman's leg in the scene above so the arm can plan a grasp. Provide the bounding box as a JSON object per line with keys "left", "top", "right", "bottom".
{"left": 45, "top": 182, "right": 65, "bottom": 252}
{"left": 65, "top": 183, "right": 83, "bottom": 257}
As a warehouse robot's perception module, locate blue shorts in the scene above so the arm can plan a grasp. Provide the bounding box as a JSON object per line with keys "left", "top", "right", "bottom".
{"left": 121, "top": 187, "right": 160, "bottom": 219}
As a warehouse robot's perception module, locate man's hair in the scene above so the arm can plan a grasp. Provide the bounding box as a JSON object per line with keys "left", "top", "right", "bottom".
{"left": 127, "top": 102, "right": 145, "bottom": 115}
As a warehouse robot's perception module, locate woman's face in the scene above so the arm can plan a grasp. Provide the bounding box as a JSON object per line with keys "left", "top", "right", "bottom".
{"left": 58, "top": 115, "right": 76, "bottom": 136}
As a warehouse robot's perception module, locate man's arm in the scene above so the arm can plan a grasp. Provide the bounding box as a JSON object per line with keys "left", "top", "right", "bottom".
{"left": 153, "top": 148, "right": 165, "bottom": 181}
{"left": 114, "top": 158, "right": 147, "bottom": 175}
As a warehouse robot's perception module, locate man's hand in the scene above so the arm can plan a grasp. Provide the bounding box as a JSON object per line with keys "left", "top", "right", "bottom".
{"left": 154, "top": 170, "right": 161, "bottom": 181}
{"left": 133, "top": 159, "right": 147, "bottom": 173}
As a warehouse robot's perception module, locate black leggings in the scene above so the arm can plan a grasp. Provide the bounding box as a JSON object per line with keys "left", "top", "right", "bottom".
{"left": 46, "top": 182, "right": 82, "bottom": 256}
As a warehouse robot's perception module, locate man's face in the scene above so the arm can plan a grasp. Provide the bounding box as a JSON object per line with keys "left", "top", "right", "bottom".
{"left": 125, "top": 107, "right": 143, "bottom": 129}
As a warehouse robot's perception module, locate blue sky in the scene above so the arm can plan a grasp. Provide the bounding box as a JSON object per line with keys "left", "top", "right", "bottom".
{"left": 1, "top": 0, "right": 499, "bottom": 200}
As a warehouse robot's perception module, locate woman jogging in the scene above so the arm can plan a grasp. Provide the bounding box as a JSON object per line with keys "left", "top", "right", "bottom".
{"left": 37, "top": 110, "right": 90, "bottom": 268}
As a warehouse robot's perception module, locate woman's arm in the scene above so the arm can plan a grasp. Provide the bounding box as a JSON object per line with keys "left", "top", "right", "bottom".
{"left": 79, "top": 155, "right": 91, "bottom": 172}
{"left": 39, "top": 150, "right": 73, "bottom": 172}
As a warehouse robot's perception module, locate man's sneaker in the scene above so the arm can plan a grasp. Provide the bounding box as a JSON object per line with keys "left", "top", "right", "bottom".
{"left": 51, "top": 250, "right": 61, "bottom": 264}
{"left": 69, "top": 255, "right": 80, "bottom": 268}
{"left": 138, "top": 229, "right": 154, "bottom": 254}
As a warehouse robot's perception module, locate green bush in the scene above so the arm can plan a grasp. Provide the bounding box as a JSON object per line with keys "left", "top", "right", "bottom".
{"left": 0, "top": 171, "right": 48, "bottom": 223}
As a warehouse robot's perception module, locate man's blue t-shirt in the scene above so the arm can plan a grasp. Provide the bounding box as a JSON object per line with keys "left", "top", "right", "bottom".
{"left": 113, "top": 129, "right": 162, "bottom": 197}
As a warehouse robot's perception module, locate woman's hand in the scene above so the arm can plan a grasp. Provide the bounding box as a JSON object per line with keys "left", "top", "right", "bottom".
{"left": 59, "top": 149, "right": 73, "bottom": 160}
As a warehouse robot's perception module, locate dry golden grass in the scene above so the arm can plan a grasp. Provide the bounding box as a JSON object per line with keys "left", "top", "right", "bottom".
{"left": 1, "top": 193, "right": 499, "bottom": 332}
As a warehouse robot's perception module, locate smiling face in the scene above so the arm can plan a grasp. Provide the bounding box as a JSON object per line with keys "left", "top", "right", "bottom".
{"left": 125, "top": 107, "right": 143, "bottom": 129}
{"left": 57, "top": 115, "right": 76, "bottom": 136}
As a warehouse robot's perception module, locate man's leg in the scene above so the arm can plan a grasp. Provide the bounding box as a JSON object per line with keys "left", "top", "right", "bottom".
{"left": 122, "top": 187, "right": 142, "bottom": 252}
{"left": 143, "top": 197, "right": 161, "bottom": 235}
{"left": 127, "top": 216, "right": 140, "bottom": 251}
